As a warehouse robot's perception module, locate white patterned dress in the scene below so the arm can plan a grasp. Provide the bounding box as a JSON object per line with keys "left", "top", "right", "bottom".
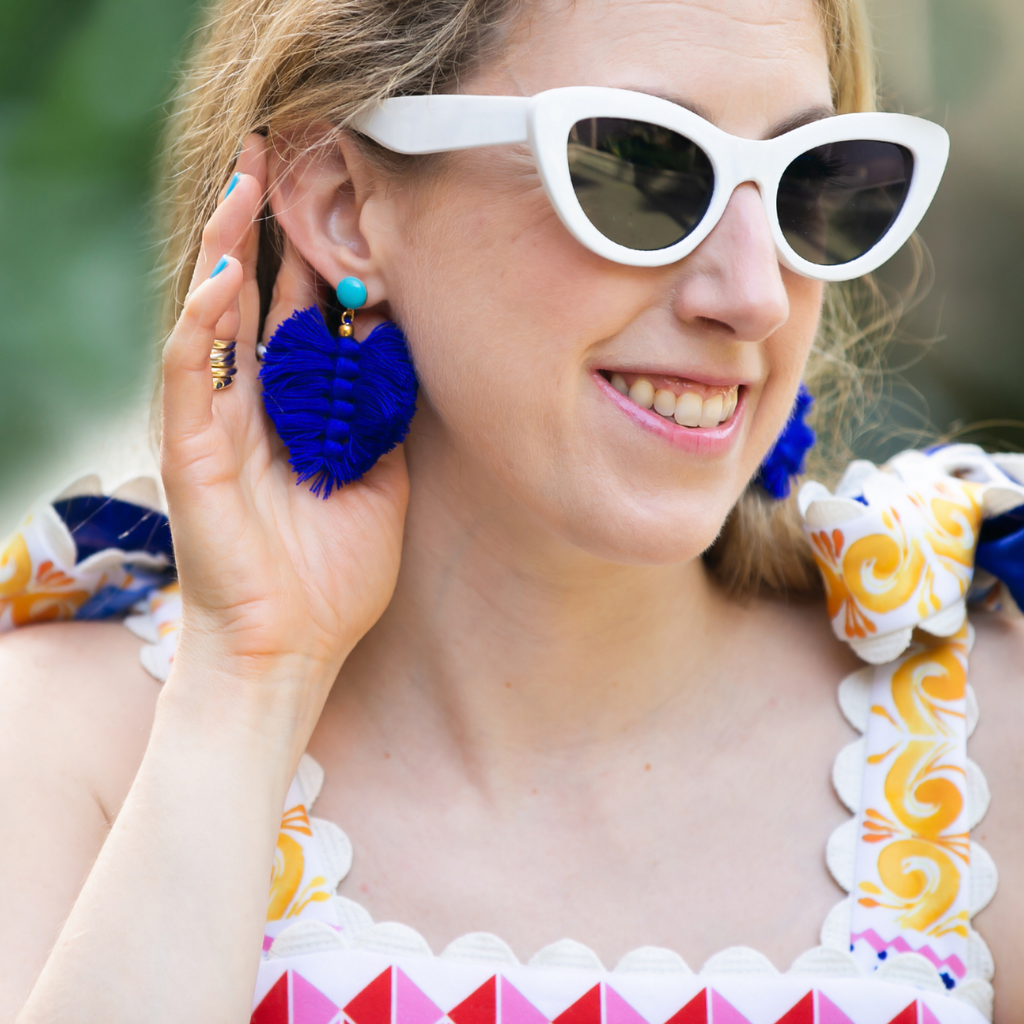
{"left": 4, "top": 445, "right": 1023, "bottom": 1024}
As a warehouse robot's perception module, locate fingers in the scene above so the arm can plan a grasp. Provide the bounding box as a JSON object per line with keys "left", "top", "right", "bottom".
{"left": 189, "top": 134, "right": 268, "bottom": 294}
{"left": 163, "top": 257, "right": 244, "bottom": 445}
{"left": 235, "top": 133, "right": 268, "bottom": 204}
{"left": 168, "top": 134, "right": 269, "bottom": 431}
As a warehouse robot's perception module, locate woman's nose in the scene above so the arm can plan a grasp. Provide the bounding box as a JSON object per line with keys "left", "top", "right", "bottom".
{"left": 672, "top": 183, "right": 790, "bottom": 341}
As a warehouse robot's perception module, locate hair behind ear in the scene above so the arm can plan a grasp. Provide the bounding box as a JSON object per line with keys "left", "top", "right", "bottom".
{"left": 703, "top": 489, "right": 822, "bottom": 600}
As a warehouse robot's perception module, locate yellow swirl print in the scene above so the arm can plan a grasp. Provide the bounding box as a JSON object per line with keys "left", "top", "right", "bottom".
{"left": 861, "top": 631, "right": 970, "bottom": 933}
{"left": 266, "top": 804, "right": 314, "bottom": 921}
{"left": 809, "top": 529, "right": 849, "bottom": 620}
{"left": 0, "top": 541, "right": 90, "bottom": 626}
{"left": 889, "top": 642, "right": 967, "bottom": 738}
{"left": 843, "top": 532, "right": 925, "bottom": 614}
{"left": 0, "top": 533, "right": 32, "bottom": 598}
{"left": 874, "top": 838, "right": 961, "bottom": 932}
{"left": 924, "top": 490, "right": 982, "bottom": 571}
{"left": 883, "top": 739, "right": 963, "bottom": 840}
{"left": 267, "top": 831, "right": 305, "bottom": 921}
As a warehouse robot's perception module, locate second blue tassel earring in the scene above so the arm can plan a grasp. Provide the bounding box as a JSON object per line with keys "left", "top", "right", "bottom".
{"left": 259, "top": 276, "right": 419, "bottom": 498}
{"left": 755, "top": 383, "right": 816, "bottom": 500}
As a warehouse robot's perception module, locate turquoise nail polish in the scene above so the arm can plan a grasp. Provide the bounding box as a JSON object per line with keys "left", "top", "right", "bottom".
{"left": 211, "top": 256, "right": 229, "bottom": 278}
{"left": 336, "top": 276, "right": 368, "bottom": 309}
{"left": 225, "top": 172, "right": 241, "bottom": 198}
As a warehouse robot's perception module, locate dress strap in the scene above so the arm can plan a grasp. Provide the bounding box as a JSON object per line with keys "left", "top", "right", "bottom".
{"left": 263, "top": 755, "right": 354, "bottom": 951}
{"left": 841, "top": 627, "right": 996, "bottom": 1002}
{"left": 801, "top": 446, "right": 1020, "bottom": 1019}
{"left": 0, "top": 475, "right": 174, "bottom": 633}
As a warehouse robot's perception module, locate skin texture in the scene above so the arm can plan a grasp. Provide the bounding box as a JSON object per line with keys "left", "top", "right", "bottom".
{"left": 1, "top": 0, "right": 1021, "bottom": 1020}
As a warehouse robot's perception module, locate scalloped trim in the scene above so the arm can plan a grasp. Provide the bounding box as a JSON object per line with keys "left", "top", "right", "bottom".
{"left": 262, "top": 753, "right": 993, "bottom": 1019}
{"left": 826, "top": 654, "right": 997, "bottom": 1001}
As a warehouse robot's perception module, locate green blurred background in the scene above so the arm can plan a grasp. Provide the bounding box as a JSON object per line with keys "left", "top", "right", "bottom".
{"left": 1, "top": 0, "right": 1022, "bottom": 529}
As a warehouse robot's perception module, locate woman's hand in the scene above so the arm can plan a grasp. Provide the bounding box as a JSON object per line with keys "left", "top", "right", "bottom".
{"left": 159, "top": 135, "right": 409, "bottom": 746}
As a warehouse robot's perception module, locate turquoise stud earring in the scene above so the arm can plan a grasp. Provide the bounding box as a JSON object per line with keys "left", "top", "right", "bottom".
{"left": 336, "top": 276, "right": 368, "bottom": 311}
{"left": 336, "top": 276, "right": 368, "bottom": 339}
{"left": 259, "top": 274, "right": 419, "bottom": 496}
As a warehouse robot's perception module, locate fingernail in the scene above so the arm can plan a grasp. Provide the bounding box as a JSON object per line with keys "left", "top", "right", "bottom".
{"left": 225, "top": 172, "right": 241, "bottom": 198}
{"left": 211, "top": 256, "right": 229, "bottom": 278}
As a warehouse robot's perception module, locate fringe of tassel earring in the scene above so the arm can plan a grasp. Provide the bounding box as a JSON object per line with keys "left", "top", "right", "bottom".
{"left": 259, "top": 306, "right": 418, "bottom": 498}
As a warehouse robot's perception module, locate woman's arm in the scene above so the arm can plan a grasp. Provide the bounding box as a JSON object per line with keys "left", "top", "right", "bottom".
{"left": 12, "top": 135, "right": 409, "bottom": 1023}
{"left": 0, "top": 623, "right": 159, "bottom": 1021}
{"left": 0, "top": 624, "right": 294, "bottom": 1022}
{"left": 17, "top": 664, "right": 296, "bottom": 1021}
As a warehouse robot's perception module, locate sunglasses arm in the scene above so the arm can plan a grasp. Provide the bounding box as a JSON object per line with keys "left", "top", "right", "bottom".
{"left": 353, "top": 95, "right": 530, "bottom": 155}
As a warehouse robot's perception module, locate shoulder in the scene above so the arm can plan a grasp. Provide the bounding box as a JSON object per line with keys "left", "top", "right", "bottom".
{"left": 0, "top": 620, "right": 160, "bottom": 817}
{"left": 969, "top": 610, "right": 1024, "bottom": 773}
{"left": 965, "top": 611, "right": 1024, "bottom": 1017}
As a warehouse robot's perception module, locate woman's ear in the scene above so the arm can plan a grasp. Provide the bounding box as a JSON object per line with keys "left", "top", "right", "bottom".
{"left": 268, "top": 131, "right": 391, "bottom": 308}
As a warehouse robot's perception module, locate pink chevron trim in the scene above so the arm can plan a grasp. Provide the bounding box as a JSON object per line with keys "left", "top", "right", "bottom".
{"left": 851, "top": 930, "right": 966, "bottom": 979}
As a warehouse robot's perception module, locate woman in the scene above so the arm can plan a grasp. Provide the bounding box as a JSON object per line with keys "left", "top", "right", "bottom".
{"left": 1, "top": 0, "right": 1021, "bottom": 1021}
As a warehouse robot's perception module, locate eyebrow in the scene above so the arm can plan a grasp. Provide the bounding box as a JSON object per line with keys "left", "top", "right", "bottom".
{"left": 623, "top": 87, "right": 836, "bottom": 139}
{"left": 766, "top": 105, "right": 837, "bottom": 138}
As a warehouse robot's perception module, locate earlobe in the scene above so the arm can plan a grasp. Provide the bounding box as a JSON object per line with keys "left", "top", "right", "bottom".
{"left": 267, "top": 131, "right": 388, "bottom": 307}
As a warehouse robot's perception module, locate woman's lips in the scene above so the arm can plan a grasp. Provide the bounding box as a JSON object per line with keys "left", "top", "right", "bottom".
{"left": 594, "top": 369, "right": 746, "bottom": 452}
{"left": 605, "top": 370, "right": 738, "bottom": 428}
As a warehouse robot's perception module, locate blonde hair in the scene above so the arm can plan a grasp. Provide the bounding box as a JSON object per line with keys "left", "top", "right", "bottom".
{"left": 159, "top": 0, "right": 892, "bottom": 599}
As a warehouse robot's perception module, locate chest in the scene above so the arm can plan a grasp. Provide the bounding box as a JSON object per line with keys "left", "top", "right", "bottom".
{"left": 264, "top": 641, "right": 995, "bottom": 1024}
{"left": 308, "top": 684, "right": 854, "bottom": 970}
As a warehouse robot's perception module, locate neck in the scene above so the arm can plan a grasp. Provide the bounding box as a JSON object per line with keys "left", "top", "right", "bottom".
{"left": 336, "top": 423, "right": 738, "bottom": 785}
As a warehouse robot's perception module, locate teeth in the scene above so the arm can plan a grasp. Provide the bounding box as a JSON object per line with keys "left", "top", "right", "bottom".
{"left": 674, "top": 392, "right": 702, "bottom": 427}
{"left": 612, "top": 374, "right": 739, "bottom": 429}
{"left": 628, "top": 378, "right": 655, "bottom": 410}
{"left": 699, "top": 394, "right": 723, "bottom": 429}
{"left": 653, "top": 388, "right": 677, "bottom": 417}
{"left": 724, "top": 389, "right": 737, "bottom": 420}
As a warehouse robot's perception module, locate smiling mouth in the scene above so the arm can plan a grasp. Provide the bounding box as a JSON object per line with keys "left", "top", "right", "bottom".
{"left": 599, "top": 371, "right": 740, "bottom": 429}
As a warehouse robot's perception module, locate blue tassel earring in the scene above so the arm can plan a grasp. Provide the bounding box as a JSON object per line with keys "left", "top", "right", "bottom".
{"left": 755, "top": 383, "right": 816, "bottom": 500}
{"left": 259, "top": 276, "right": 419, "bottom": 498}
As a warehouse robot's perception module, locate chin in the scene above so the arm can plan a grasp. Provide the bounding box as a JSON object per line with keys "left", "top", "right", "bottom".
{"left": 546, "top": 484, "right": 738, "bottom": 567}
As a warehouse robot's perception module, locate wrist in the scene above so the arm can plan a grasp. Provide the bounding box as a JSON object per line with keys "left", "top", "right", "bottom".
{"left": 156, "top": 641, "right": 346, "bottom": 773}
{"left": 147, "top": 689, "right": 295, "bottom": 811}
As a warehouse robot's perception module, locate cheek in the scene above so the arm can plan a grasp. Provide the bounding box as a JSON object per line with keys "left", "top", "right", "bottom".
{"left": 784, "top": 275, "right": 825, "bottom": 387}
{"left": 385, "top": 168, "right": 610, "bottom": 438}
{"left": 756, "top": 273, "right": 824, "bottom": 443}
{"left": 788, "top": 275, "right": 826, "bottom": 352}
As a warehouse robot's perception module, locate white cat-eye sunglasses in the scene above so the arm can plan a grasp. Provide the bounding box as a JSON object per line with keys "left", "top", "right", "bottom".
{"left": 354, "top": 86, "right": 949, "bottom": 282}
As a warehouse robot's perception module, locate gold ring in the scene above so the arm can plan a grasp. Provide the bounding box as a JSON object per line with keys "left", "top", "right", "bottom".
{"left": 211, "top": 339, "right": 237, "bottom": 391}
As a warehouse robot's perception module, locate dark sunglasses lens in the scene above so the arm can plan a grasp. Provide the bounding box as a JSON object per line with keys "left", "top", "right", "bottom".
{"left": 568, "top": 118, "right": 714, "bottom": 251}
{"left": 778, "top": 140, "right": 914, "bottom": 266}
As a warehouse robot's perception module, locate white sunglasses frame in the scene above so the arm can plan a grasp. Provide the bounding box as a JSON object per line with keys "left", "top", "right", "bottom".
{"left": 353, "top": 86, "right": 949, "bottom": 282}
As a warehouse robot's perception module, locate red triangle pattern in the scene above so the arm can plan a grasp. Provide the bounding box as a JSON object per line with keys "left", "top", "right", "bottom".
{"left": 345, "top": 968, "right": 392, "bottom": 1024}
{"left": 774, "top": 992, "right": 814, "bottom": 1024}
{"left": 552, "top": 985, "right": 601, "bottom": 1024}
{"left": 252, "top": 972, "right": 290, "bottom": 1024}
{"left": 449, "top": 977, "right": 497, "bottom": 1024}
{"left": 304, "top": 970, "right": 925, "bottom": 1024}
{"left": 886, "top": 1005, "right": 918, "bottom": 1024}
{"left": 663, "top": 990, "right": 707, "bottom": 1024}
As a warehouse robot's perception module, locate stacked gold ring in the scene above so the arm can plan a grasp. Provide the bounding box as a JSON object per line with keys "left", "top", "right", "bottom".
{"left": 210, "top": 339, "right": 237, "bottom": 390}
